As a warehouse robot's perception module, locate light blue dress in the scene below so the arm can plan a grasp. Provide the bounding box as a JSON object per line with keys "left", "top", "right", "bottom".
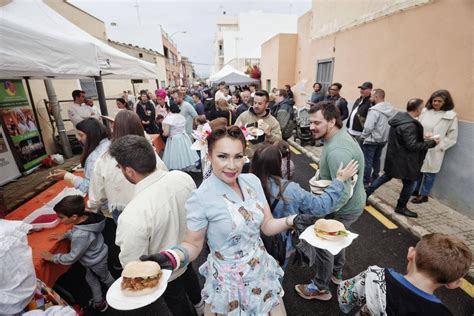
{"left": 186, "top": 173, "right": 284, "bottom": 315}
{"left": 162, "top": 113, "right": 199, "bottom": 170}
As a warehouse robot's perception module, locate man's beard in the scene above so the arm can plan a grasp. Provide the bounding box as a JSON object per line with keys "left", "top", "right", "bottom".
{"left": 311, "top": 129, "right": 327, "bottom": 140}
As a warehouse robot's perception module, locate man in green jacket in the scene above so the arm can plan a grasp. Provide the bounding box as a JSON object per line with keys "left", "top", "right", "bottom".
{"left": 295, "top": 101, "right": 366, "bottom": 301}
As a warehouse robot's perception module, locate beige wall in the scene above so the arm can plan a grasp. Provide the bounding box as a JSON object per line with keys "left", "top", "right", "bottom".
{"left": 44, "top": 0, "right": 106, "bottom": 40}
{"left": 261, "top": 33, "right": 297, "bottom": 92}
{"left": 294, "top": 0, "right": 473, "bottom": 122}
{"left": 107, "top": 41, "right": 167, "bottom": 87}
{"left": 311, "top": 0, "right": 430, "bottom": 39}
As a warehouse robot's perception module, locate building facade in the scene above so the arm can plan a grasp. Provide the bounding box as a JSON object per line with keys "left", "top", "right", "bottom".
{"left": 260, "top": 0, "right": 474, "bottom": 217}
{"left": 210, "top": 12, "right": 298, "bottom": 76}
{"left": 107, "top": 39, "right": 168, "bottom": 89}
{"left": 161, "top": 29, "right": 181, "bottom": 87}
{"left": 260, "top": 33, "right": 297, "bottom": 92}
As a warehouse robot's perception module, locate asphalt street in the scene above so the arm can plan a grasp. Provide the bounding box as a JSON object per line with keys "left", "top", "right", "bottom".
{"left": 56, "top": 151, "right": 473, "bottom": 315}
{"left": 278, "top": 150, "right": 473, "bottom": 316}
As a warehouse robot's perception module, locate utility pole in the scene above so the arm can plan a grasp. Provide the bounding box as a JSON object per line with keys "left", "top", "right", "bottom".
{"left": 134, "top": 0, "right": 141, "bottom": 27}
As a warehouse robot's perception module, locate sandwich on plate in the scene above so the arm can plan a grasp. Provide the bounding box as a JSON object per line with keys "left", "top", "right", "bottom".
{"left": 314, "top": 219, "right": 349, "bottom": 241}
{"left": 121, "top": 261, "right": 162, "bottom": 296}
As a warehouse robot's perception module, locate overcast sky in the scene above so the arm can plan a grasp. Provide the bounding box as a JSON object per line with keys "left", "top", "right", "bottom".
{"left": 70, "top": 0, "right": 312, "bottom": 77}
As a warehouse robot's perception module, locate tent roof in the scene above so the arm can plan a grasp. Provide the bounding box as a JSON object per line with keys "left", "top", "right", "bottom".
{"left": 0, "top": 0, "right": 157, "bottom": 79}
{"left": 213, "top": 72, "right": 259, "bottom": 86}
{"left": 209, "top": 65, "right": 246, "bottom": 82}
{"left": 0, "top": 12, "right": 99, "bottom": 79}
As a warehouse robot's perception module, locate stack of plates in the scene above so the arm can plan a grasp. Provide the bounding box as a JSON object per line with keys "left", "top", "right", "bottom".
{"left": 309, "top": 177, "right": 332, "bottom": 195}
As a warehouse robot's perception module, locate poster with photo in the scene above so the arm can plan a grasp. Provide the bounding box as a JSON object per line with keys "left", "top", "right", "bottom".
{"left": 0, "top": 124, "right": 21, "bottom": 185}
{"left": 0, "top": 79, "right": 47, "bottom": 171}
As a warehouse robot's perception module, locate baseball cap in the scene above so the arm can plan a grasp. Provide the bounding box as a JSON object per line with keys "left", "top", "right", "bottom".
{"left": 358, "top": 82, "right": 373, "bottom": 89}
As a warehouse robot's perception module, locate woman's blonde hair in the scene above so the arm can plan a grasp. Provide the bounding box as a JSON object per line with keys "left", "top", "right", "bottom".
{"left": 216, "top": 98, "right": 229, "bottom": 111}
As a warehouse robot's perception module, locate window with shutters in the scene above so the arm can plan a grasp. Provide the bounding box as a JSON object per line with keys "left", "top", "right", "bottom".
{"left": 315, "top": 58, "right": 334, "bottom": 93}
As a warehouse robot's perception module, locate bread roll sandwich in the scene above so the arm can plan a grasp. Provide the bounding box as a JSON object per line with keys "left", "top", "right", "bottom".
{"left": 314, "top": 219, "right": 349, "bottom": 241}
{"left": 121, "top": 261, "right": 162, "bottom": 296}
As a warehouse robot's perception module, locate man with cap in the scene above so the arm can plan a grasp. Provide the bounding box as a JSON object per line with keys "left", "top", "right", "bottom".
{"left": 346, "top": 81, "right": 373, "bottom": 140}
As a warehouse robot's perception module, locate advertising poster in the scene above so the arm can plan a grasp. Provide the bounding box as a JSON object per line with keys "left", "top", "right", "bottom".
{"left": 0, "top": 79, "right": 47, "bottom": 171}
{"left": 0, "top": 123, "right": 21, "bottom": 185}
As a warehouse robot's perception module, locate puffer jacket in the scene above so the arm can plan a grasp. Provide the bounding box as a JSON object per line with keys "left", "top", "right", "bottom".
{"left": 271, "top": 98, "right": 295, "bottom": 140}
{"left": 361, "top": 102, "right": 398, "bottom": 144}
{"left": 384, "top": 112, "right": 436, "bottom": 180}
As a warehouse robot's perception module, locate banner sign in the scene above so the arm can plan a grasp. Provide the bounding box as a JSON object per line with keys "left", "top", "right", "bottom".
{"left": 0, "top": 79, "right": 47, "bottom": 171}
{"left": 0, "top": 123, "right": 21, "bottom": 185}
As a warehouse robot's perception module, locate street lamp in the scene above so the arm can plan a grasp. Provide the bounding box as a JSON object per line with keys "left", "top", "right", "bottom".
{"left": 170, "top": 31, "right": 187, "bottom": 40}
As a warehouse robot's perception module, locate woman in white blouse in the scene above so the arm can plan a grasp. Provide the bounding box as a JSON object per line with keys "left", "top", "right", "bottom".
{"left": 412, "top": 90, "right": 458, "bottom": 204}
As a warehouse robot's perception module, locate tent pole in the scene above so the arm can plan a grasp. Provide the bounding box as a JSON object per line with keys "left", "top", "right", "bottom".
{"left": 94, "top": 76, "right": 108, "bottom": 125}
{"left": 24, "top": 77, "right": 45, "bottom": 146}
{"left": 44, "top": 79, "right": 73, "bottom": 158}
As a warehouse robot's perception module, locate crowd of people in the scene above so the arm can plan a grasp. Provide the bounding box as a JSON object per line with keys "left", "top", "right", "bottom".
{"left": 3, "top": 81, "right": 471, "bottom": 316}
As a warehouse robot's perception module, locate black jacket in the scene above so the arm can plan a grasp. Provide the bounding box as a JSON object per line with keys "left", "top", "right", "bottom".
{"left": 346, "top": 95, "right": 371, "bottom": 132}
{"left": 384, "top": 112, "right": 436, "bottom": 180}
{"left": 326, "top": 95, "right": 348, "bottom": 121}
{"left": 136, "top": 101, "right": 158, "bottom": 134}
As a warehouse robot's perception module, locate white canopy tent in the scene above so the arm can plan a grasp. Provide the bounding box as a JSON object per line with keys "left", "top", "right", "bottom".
{"left": 0, "top": 0, "right": 157, "bottom": 79}
{"left": 0, "top": 14, "right": 99, "bottom": 79}
{"left": 209, "top": 65, "right": 247, "bottom": 83}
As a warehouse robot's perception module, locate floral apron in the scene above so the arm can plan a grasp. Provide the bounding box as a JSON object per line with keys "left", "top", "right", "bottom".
{"left": 199, "top": 187, "right": 284, "bottom": 315}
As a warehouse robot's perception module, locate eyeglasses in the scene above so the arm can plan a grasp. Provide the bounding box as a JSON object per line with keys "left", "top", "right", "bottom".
{"left": 329, "top": 88, "right": 338, "bottom": 91}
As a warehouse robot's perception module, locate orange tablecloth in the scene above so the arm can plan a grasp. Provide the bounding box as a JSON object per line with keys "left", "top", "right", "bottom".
{"left": 6, "top": 177, "right": 80, "bottom": 287}
{"left": 150, "top": 134, "right": 165, "bottom": 153}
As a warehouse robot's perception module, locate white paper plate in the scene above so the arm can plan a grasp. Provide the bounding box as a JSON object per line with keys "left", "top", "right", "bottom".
{"left": 299, "top": 224, "right": 358, "bottom": 255}
{"left": 246, "top": 127, "right": 264, "bottom": 137}
{"left": 106, "top": 269, "right": 172, "bottom": 310}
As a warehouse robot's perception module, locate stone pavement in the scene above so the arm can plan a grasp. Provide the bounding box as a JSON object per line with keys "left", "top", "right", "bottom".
{"left": 288, "top": 137, "right": 474, "bottom": 275}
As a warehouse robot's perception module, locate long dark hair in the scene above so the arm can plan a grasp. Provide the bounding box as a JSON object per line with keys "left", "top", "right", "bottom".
{"left": 116, "top": 97, "right": 130, "bottom": 110}
{"left": 426, "top": 89, "right": 455, "bottom": 111}
{"left": 251, "top": 144, "right": 286, "bottom": 207}
{"left": 76, "top": 118, "right": 109, "bottom": 167}
{"left": 112, "top": 110, "right": 145, "bottom": 141}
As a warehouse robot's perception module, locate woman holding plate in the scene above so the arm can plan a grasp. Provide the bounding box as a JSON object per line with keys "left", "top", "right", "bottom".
{"left": 412, "top": 90, "right": 458, "bottom": 204}
{"left": 142, "top": 126, "right": 298, "bottom": 315}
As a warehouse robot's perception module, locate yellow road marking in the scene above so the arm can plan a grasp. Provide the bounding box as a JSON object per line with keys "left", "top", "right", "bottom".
{"left": 365, "top": 205, "right": 398, "bottom": 229}
{"left": 460, "top": 278, "right": 474, "bottom": 298}
{"left": 310, "top": 163, "right": 319, "bottom": 170}
{"left": 289, "top": 146, "right": 301, "bottom": 155}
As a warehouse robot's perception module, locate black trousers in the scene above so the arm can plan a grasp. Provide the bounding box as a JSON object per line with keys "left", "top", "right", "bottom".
{"left": 111, "top": 272, "right": 194, "bottom": 316}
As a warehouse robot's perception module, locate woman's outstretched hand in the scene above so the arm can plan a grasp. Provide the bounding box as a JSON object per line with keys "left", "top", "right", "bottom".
{"left": 336, "top": 160, "right": 359, "bottom": 182}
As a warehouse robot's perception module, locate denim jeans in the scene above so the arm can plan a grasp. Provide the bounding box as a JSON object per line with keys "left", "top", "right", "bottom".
{"left": 367, "top": 174, "right": 415, "bottom": 209}
{"left": 362, "top": 144, "right": 385, "bottom": 186}
{"left": 311, "top": 211, "right": 362, "bottom": 291}
{"left": 414, "top": 172, "right": 437, "bottom": 196}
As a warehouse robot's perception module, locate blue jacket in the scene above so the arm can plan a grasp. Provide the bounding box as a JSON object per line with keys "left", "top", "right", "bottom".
{"left": 267, "top": 177, "right": 344, "bottom": 260}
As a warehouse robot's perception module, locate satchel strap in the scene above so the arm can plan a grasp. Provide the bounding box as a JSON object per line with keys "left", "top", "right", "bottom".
{"left": 270, "top": 180, "right": 291, "bottom": 212}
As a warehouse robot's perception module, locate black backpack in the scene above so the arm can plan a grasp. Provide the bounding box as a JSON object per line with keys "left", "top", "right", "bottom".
{"left": 260, "top": 181, "right": 290, "bottom": 266}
